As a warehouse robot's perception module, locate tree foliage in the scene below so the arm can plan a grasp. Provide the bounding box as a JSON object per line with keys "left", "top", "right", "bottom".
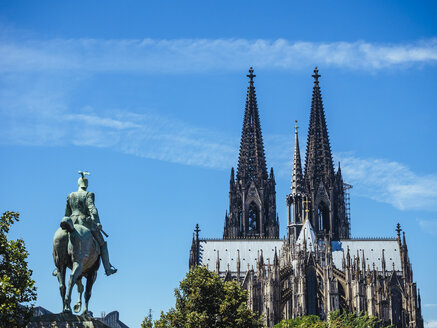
{"left": 142, "top": 316, "right": 154, "bottom": 328}
{"left": 149, "top": 266, "right": 262, "bottom": 328}
{"left": 142, "top": 309, "right": 154, "bottom": 328}
{"left": 0, "top": 211, "right": 37, "bottom": 327}
{"left": 274, "top": 310, "right": 391, "bottom": 328}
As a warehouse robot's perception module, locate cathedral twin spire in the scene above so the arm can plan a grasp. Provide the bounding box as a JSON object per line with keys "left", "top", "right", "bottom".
{"left": 224, "top": 68, "right": 278, "bottom": 239}
{"left": 289, "top": 67, "right": 349, "bottom": 240}
{"left": 225, "top": 67, "right": 348, "bottom": 240}
{"left": 236, "top": 67, "right": 268, "bottom": 184}
{"left": 194, "top": 69, "right": 422, "bottom": 328}
{"left": 304, "top": 67, "right": 335, "bottom": 190}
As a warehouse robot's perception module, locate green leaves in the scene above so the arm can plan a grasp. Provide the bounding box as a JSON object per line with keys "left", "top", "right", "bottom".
{"left": 274, "top": 311, "right": 391, "bottom": 328}
{"left": 0, "top": 211, "right": 37, "bottom": 328}
{"left": 142, "top": 316, "right": 154, "bottom": 328}
{"left": 328, "top": 311, "right": 388, "bottom": 328}
{"left": 150, "top": 266, "right": 262, "bottom": 328}
{"left": 274, "top": 315, "right": 322, "bottom": 328}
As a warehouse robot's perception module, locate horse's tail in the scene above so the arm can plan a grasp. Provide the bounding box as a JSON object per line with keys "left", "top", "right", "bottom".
{"left": 53, "top": 227, "right": 69, "bottom": 272}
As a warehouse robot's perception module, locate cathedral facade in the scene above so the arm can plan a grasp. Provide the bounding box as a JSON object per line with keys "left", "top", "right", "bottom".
{"left": 189, "top": 68, "right": 423, "bottom": 328}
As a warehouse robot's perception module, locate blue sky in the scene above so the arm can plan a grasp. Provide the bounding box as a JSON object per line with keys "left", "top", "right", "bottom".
{"left": 1, "top": 1, "right": 437, "bottom": 327}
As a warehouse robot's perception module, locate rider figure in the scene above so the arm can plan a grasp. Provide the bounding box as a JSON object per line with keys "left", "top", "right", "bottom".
{"left": 63, "top": 171, "right": 117, "bottom": 276}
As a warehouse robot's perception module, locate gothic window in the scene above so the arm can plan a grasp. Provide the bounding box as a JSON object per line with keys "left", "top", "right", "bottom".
{"left": 391, "top": 288, "right": 402, "bottom": 326}
{"left": 306, "top": 266, "right": 318, "bottom": 315}
{"left": 318, "top": 208, "right": 322, "bottom": 232}
{"left": 297, "top": 201, "right": 302, "bottom": 223}
{"left": 317, "top": 203, "right": 330, "bottom": 234}
{"left": 248, "top": 202, "right": 259, "bottom": 234}
{"left": 338, "top": 283, "right": 347, "bottom": 311}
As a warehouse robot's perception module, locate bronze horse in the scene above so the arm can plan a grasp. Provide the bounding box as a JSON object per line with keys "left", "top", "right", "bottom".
{"left": 53, "top": 217, "right": 100, "bottom": 314}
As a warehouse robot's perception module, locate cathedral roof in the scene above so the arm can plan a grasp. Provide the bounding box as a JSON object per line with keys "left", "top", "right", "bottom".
{"left": 296, "top": 218, "right": 316, "bottom": 252}
{"left": 198, "top": 239, "right": 283, "bottom": 276}
{"left": 332, "top": 239, "right": 402, "bottom": 272}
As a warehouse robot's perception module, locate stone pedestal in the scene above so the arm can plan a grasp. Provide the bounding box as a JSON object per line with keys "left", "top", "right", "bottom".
{"left": 28, "top": 312, "right": 110, "bottom": 328}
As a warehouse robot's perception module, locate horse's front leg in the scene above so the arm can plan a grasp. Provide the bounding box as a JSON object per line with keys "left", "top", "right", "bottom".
{"left": 73, "top": 278, "right": 84, "bottom": 313}
{"left": 64, "top": 261, "right": 82, "bottom": 313}
{"left": 54, "top": 266, "right": 67, "bottom": 312}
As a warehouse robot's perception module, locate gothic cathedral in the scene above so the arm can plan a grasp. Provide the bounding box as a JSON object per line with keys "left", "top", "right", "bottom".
{"left": 189, "top": 68, "right": 423, "bottom": 328}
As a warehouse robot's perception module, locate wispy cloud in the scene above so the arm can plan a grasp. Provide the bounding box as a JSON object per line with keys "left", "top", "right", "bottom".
{"left": 0, "top": 37, "right": 437, "bottom": 74}
{"left": 1, "top": 77, "right": 436, "bottom": 212}
{"left": 425, "top": 320, "right": 437, "bottom": 328}
{"left": 417, "top": 219, "right": 437, "bottom": 237}
{"left": 337, "top": 153, "right": 437, "bottom": 211}
{"left": 265, "top": 140, "right": 437, "bottom": 212}
{"left": 1, "top": 33, "right": 436, "bottom": 211}
{"left": 0, "top": 74, "right": 237, "bottom": 169}
{"left": 1, "top": 106, "right": 238, "bottom": 169}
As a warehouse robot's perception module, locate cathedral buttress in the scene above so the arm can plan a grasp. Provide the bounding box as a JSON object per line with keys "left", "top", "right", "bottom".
{"left": 224, "top": 68, "right": 279, "bottom": 239}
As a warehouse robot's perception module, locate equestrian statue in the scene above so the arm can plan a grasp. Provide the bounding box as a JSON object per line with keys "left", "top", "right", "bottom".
{"left": 53, "top": 171, "right": 117, "bottom": 314}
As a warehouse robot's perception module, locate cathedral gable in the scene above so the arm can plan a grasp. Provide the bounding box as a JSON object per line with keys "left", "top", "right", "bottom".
{"left": 246, "top": 181, "right": 262, "bottom": 207}
{"left": 315, "top": 180, "right": 330, "bottom": 207}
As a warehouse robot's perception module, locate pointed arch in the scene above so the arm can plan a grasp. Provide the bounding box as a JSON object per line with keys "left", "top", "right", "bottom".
{"left": 338, "top": 281, "right": 347, "bottom": 312}
{"left": 247, "top": 202, "right": 260, "bottom": 235}
{"left": 317, "top": 201, "right": 330, "bottom": 234}
{"left": 390, "top": 286, "right": 403, "bottom": 326}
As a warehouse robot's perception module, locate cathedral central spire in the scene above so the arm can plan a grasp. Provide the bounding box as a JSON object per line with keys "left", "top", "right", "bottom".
{"left": 286, "top": 120, "right": 306, "bottom": 236}
{"left": 291, "top": 120, "right": 304, "bottom": 195}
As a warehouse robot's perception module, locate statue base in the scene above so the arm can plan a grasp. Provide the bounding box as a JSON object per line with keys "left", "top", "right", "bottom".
{"left": 28, "top": 312, "right": 110, "bottom": 328}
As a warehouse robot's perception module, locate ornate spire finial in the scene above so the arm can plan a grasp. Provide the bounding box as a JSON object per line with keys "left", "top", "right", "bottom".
{"left": 195, "top": 224, "right": 200, "bottom": 241}
{"left": 294, "top": 120, "right": 299, "bottom": 133}
{"left": 396, "top": 223, "right": 401, "bottom": 239}
{"left": 247, "top": 67, "right": 256, "bottom": 82}
{"left": 312, "top": 66, "right": 321, "bottom": 84}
